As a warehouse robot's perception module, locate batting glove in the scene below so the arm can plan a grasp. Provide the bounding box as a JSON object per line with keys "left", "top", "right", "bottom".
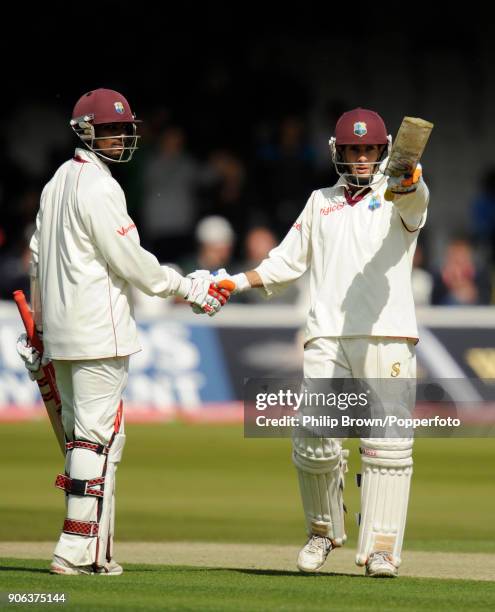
{"left": 186, "top": 271, "right": 235, "bottom": 315}
{"left": 387, "top": 163, "right": 423, "bottom": 195}
{"left": 16, "top": 333, "right": 50, "bottom": 381}
{"left": 176, "top": 276, "right": 226, "bottom": 316}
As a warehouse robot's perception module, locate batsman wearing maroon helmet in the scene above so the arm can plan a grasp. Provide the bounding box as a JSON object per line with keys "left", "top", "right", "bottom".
{"left": 15, "top": 88, "right": 233, "bottom": 575}
{"left": 192, "top": 108, "right": 429, "bottom": 578}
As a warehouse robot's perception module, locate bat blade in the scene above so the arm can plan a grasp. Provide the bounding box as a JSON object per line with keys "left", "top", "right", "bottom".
{"left": 13, "top": 290, "right": 65, "bottom": 456}
{"left": 385, "top": 116, "right": 434, "bottom": 177}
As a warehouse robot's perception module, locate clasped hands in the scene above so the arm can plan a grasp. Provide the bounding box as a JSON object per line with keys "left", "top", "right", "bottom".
{"left": 184, "top": 268, "right": 238, "bottom": 316}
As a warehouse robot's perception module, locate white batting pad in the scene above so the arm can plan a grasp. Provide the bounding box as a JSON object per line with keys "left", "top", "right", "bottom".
{"left": 54, "top": 445, "right": 106, "bottom": 566}
{"left": 292, "top": 437, "right": 348, "bottom": 546}
{"left": 355, "top": 438, "right": 413, "bottom": 567}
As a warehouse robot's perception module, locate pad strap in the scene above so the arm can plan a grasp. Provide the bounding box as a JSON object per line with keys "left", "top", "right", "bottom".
{"left": 65, "top": 440, "right": 109, "bottom": 454}
{"left": 55, "top": 474, "right": 105, "bottom": 498}
{"left": 63, "top": 519, "right": 99, "bottom": 537}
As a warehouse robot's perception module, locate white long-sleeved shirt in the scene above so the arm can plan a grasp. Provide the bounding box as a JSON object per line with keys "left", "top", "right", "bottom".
{"left": 30, "top": 147, "right": 185, "bottom": 359}
{"left": 255, "top": 175, "right": 429, "bottom": 342}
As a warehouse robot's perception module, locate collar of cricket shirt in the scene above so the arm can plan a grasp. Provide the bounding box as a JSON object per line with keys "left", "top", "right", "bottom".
{"left": 335, "top": 173, "right": 387, "bottom": 207}
{"left": 344, "top": 186, "right": 371, "bottom": 206}
{"left": 74, "top": 147, "right": 112, "bottom": 176}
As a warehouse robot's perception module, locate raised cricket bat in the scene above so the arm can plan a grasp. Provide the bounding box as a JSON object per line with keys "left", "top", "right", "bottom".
{"left": 384, "top": 116, "right": 434, "bottom": 200}
{"left": 13, "top": 290, "right": 65, "bottom": 456}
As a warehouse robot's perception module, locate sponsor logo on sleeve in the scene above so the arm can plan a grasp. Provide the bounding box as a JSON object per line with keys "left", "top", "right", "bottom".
{"left": 117, "top": 223, "right": 137, "bottom": 236}
{"left": 293, "top": 222, "right": 302, "bottom": 231}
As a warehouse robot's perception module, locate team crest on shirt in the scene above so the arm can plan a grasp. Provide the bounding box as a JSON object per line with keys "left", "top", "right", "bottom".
{"left": 368, "top": 196, "right": 381, "bottom": 211}
{"left": 353, "top": 121, "right": 367, "bottom": 137}
{"left": 114, "top": 101, "right": 125, "bottom": 114}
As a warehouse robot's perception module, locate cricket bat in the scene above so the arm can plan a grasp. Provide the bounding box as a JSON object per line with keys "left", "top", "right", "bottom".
{"left": 13, "top": 290, "right": 65, "bottom": 456}
{"left": 384, "top": 116, "right": 434, "bottom": 201}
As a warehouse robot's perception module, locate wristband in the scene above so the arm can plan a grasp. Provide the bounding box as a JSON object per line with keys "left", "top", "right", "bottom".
{"left": 230, "top": 273, "right": 251, "bottom": 293}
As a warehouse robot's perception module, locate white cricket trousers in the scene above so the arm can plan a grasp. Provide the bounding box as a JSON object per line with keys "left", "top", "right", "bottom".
{"left": 52, "top": 357, "right": 129, "bottom": 566}
{"left": 303, "top": 337, "right": 416, "bottom": 380}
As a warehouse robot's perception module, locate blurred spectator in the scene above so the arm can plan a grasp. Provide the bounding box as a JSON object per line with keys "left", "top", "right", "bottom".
{"left": 180, "top": 216, "right": 235, "bottom": 275}
{"left": 1, "top": 182, "right": 40, "bottom": 249}
{"left": 255, "top": 115, "right": 316, "bottom": 235}
{"left": 141, "top": 125, "right": 211, "bottom": 262}
{"left": 114, "top": 112, "right": 159, "bottom": 224}
{"left": 470, "top": 167, "right": 495, "bottom": 263}
{"left": 432, "top": 237, "right": 492, "bottom": 305}
{"left": 0, "top": 225, "right": 32, "bottom": 300}
{"left": 309, "top": 98, "right": 346, "bottom": 186}
{"left": 198, "top": 150, "right": 258, "bottom": 251}
{"left": 0, "top": 187, "right": 40, "bottom": 277}
{"left": 243, "top": 227, "right": 278, "bottom": 269}
{"left": 233, "top": 226, "right": 306, "bottom": 307}
{"left": 411, "top": 243, "right": 433, "bottom": 305}
{"left": 6, "top": 103, "right": 71, "bottom": 181}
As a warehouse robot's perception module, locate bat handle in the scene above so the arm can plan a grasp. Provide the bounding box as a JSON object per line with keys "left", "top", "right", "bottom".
{"left": 217, "top": 279, "right": 236, "bottom": 292}
{"left": 13, "top": 290, "right": 43, "bottom": 353}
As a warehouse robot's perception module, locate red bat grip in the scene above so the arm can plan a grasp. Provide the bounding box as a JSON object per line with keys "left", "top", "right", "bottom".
{"left": 13, "top": 290, "right": 43, "bottom": 353}
{"left": 217, "top": 279, "right": 236, "bottom": 292}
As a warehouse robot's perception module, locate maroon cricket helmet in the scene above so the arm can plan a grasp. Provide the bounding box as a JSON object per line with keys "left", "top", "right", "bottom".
{"left": 335, "top": 108, "right": 388, "bottom": 145}
{"left": 70, "top": 88, "right": 141, "bottom": 163}
{"left": 71, "top": 88, "right": 141, "bottom": 125}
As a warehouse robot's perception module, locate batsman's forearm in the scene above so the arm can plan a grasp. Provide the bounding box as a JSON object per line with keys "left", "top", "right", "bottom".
{"left": 394, "top": 181, "right": 429, "bottom": 231}
{"left": 245, "top": 270, "right": 264, "bottom": 288}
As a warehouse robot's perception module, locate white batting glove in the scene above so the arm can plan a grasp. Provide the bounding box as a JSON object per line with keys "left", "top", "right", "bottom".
{"left": 176, "top": 276, "right": 224, "bottom": 317}
{"left": 186, "top": 271, "right": 215, "bottom": 314}
{"left": 16, "top": 333, "right": 50, "bottom": 381}
{"left": 387, "top": 163, "right": 423, "bottom": 195}
{"left": 187, "top": 269, "right": 211, "bottom": 282}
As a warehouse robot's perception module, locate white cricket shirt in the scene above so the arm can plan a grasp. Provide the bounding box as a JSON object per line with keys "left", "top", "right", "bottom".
{"left": 30, "top": 148, "right": 184, "bottom": 359}
{"left": 256, "top": 175, "right": 429, "bottom": 342}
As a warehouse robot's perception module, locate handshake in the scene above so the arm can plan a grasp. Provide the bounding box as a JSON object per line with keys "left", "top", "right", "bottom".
{"left": 179, "top": 268, "right": 250, "bottom": 317}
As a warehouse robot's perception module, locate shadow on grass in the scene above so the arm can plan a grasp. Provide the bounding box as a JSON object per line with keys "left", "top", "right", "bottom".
{"left": 0, "top": 563, "right": 381, "bottom": 581}
{"left": 177, "top": 567, "right": 366, "bottom": 579}
{"left": 0, "top": 564, "right": 160, "bottom": 575}
{"left": 235, "top": 568, "right": 366, "bottom": 579}
{"left": 0, "top": 564, "right": 48, "bottom": 574}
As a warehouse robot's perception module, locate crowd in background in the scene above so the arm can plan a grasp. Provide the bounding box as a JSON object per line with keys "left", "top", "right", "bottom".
{"left": 1, "top": 103, "right": 494, "bottom": 310}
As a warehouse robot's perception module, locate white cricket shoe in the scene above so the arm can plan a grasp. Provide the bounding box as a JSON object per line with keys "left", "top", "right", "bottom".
{"left": 297, "top": 535, "right": 333, "bottom": 572}
{"left": 95, "top": 559, "right": 124, "bottom": 576}
{"left": 365, "top": 551, "right": 398, "bottom": 578}
{"left": 50, "top": 555, "right": 123, "bottom": 576}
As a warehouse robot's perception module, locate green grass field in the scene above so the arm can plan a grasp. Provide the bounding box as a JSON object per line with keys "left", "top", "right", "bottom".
{"left": 0, "top": 421, "right": 494, "bottom": 610}
{"left": 1, "top": 559, "right": 495, "bottom": 612}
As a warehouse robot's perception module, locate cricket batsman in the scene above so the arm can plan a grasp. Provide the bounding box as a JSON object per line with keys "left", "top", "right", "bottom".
{"left": 15, "top": 88, "right": 232, "bottom": 575}
{"left": 191, "top": 108, "right": 429, "bottom": 577}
